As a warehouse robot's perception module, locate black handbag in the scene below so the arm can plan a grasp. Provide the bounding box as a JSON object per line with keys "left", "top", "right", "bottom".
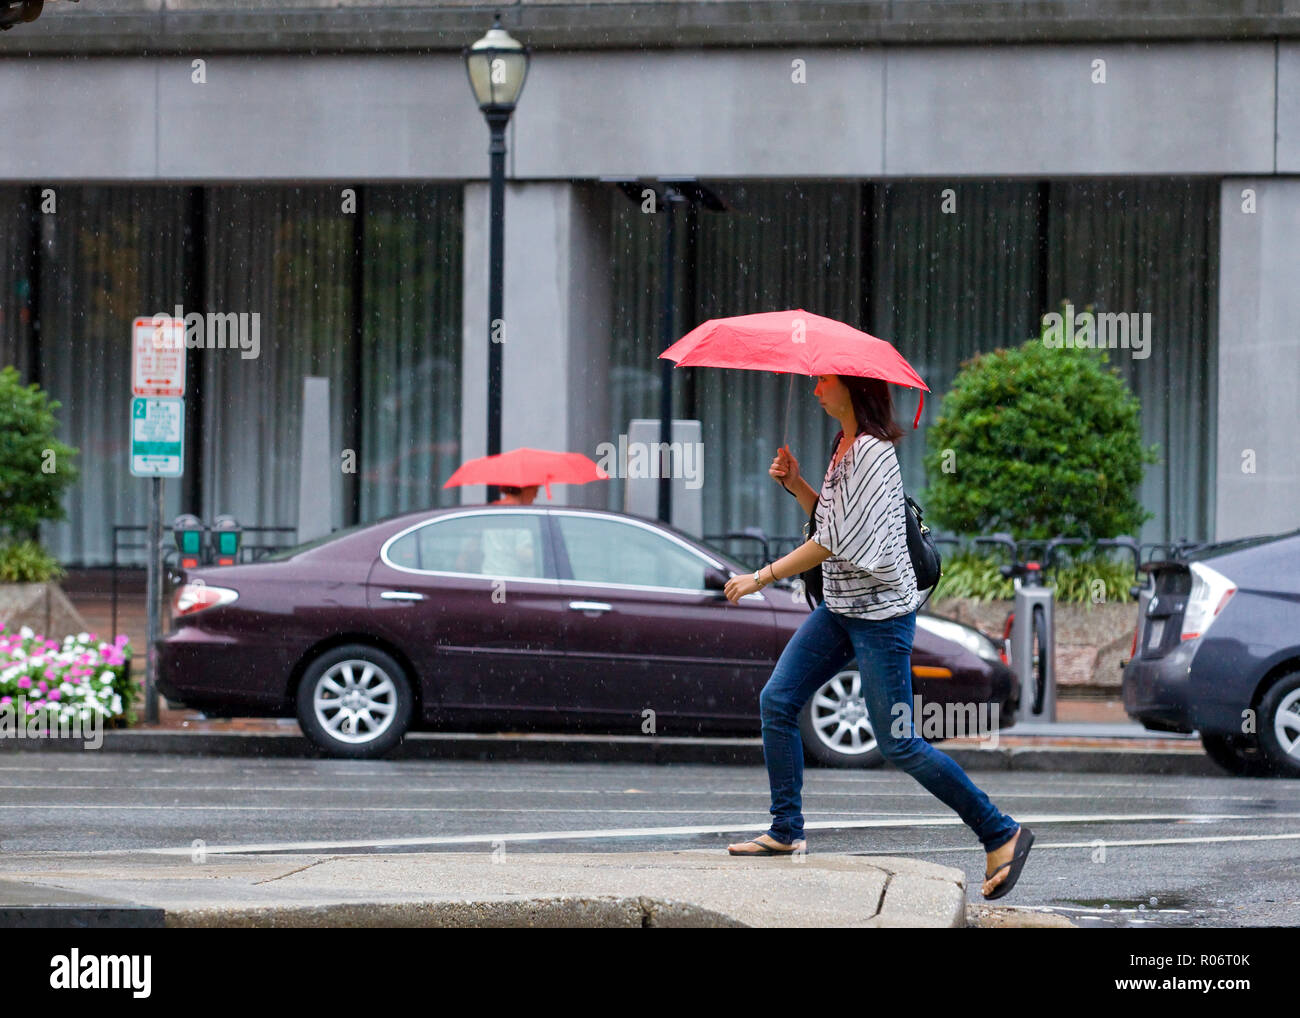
{"left": 790, "top": 431, "right": 943, "bottom": 611}
{"left": 902, "top": 490, "right": 943, "bottom": 609}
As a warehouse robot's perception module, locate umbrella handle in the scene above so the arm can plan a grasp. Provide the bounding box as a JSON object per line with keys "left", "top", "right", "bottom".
{"left": 782, "top": 372, "right": 794, "bottom": 450}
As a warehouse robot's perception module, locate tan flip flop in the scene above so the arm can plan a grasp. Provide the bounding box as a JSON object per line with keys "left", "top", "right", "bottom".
{"left": 727, "top": 837, "right": 806, "bottom": 856}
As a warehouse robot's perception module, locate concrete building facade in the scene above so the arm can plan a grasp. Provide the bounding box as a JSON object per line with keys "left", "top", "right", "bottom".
{"left": 1, "top": 1, "right": 1295, "bottom": 562}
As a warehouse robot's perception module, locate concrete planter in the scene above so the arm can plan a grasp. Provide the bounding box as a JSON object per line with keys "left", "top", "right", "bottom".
{"left": 931, "top": 595, "right": 1139, "bottom": 694}
{"left": 0, "top": 583, "right": 92, "bottom": 641}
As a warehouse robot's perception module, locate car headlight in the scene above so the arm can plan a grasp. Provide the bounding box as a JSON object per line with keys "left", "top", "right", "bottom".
{"left": 1180, "top": 562, "right": 1236, "bottom": 642}
{"left": 917, "top": 616, "right": 1003, "bottom": 664}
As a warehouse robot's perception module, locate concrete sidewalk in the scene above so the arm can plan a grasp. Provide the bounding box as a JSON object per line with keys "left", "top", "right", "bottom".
{"left": 0, "top": 849, "right": 991, "bottom": 928}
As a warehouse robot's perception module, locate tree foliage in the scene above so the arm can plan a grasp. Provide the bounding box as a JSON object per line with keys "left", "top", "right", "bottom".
{"left": 0, "top": 366, "right": 79, "bottom": 542}
{"left": 920, "top": 330, "right": 1158, "bottom": 543}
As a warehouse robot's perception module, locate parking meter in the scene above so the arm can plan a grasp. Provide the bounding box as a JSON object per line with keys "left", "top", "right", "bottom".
{"left": 211, "top": 514, "right": 242, "bottom": 566}
{"left": 172, "top": 514, "right": 205, "bottom": 569}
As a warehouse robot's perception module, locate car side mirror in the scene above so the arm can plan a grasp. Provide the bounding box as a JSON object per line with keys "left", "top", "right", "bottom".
{"left": 703, "top": 566, "right": 729, "bottom": 592}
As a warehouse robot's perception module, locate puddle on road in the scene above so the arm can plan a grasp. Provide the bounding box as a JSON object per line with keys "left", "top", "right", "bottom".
{"left": 1043, "top": 892, "right": 1216, "bottom": 927}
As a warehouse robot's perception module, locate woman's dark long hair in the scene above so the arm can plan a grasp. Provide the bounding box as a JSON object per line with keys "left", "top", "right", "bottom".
{"left": 839, "top": 375, "right": 904, "bottom": 446}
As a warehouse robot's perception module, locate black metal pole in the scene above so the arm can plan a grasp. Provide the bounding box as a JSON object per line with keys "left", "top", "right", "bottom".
{"left": 145, "top": 477, "right": 162, "bottom": 724}
{"left": 485, "top": 108, "right": 511, "bottom": 504}
{"left": 657, "top": 190, "right": 676, "bottom": 524}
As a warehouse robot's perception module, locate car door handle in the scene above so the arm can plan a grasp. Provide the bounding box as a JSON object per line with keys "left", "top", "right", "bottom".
{"left": 568, "top": 601, "right": 612, "bottom": 613}
{"left": 380, "top": 591, "right": 425, "bottom": 601}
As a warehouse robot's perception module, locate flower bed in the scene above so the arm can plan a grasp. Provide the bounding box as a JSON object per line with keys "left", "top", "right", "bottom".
{"left": 0, "top": 626, "right": 137, "bottom": 726}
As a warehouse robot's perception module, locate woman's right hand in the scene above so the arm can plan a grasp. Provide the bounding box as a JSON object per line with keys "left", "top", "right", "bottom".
{"left": 770, "top": 445, "right": 801, "bottom": 489}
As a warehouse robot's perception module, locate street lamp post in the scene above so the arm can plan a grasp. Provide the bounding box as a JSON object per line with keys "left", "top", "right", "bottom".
{"left": 464, "top": 17, "right": 530, "bottom": 504}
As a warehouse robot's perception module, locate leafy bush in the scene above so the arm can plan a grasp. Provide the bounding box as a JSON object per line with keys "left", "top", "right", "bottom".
{"left": 937, "top": 549, "right": 1139, "bottom": 605}
{"left": 921, "top": 327, "right": 1158, "bottom": 544}
{"left": 0, "top": 540, "right": 65, "bottom": 583}
{"left": 0, "top": 365, "right": 79, "bottom": 543}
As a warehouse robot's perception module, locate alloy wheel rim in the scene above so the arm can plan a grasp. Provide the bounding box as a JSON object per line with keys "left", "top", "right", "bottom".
{"left": 1272, "top": 688, "right": 1300, "bottom": 759}
{"left": 313, "top": 660, "right": 398, "bottom": 744}
{"left": 810, "top": 670, "right": 877, "bottom": 756}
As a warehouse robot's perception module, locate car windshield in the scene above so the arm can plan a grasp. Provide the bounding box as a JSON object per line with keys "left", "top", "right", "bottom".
{"left": 258, "top": 520, "right": 375, "bottom": 561}
{"left": 1194, "top": 526, "right": 1300, "bottom": 561}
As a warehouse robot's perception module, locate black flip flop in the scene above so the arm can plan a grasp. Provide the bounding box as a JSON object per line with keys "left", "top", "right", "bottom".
{"left": 982, "top": 825, "right": 1034, "bottom": 900}
{"left": 728, "top": 837, "right": 805, "bottom": 856}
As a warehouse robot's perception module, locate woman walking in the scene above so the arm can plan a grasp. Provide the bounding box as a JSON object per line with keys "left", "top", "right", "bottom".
{"left": 722, "top": 373, "right": 1034, "bottom": 900}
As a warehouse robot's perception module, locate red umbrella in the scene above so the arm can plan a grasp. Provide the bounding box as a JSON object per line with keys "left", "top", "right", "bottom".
{"left": 443, "top": 448, "right": 608, "bottom": 501}
{"left": 660, "top": 308, "right": 930, "bottom": 429}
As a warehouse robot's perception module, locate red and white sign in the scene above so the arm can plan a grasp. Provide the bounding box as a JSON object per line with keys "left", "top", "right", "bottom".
{"left": 132, "top": 316, "right": 186, "bottom": 398}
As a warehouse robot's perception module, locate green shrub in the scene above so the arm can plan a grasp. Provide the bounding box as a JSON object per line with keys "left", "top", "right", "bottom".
{"left": 0, "top": 540, "right": 65, "bottom": 583}
{"left": 921, "top": 323, "right": 1158, "bottom": 544}
{"left": 937, "top": 549, "right": 1139, "bottom": 605}
{"left": 0, "top": 365, "right": 79, "bottom": 543}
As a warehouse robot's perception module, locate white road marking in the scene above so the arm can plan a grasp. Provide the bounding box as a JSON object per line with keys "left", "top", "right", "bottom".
{"left": 50, "top": 813, "right": 1300, "bottom": 857}
{"left": 0, "top": 783, "right": 1289, "bottom": 802}
{"left": 877, "top": 830, "right": 1300, "bottom": 857}
{"left": 0, "top": 804, "right": 944, "bottom": 816}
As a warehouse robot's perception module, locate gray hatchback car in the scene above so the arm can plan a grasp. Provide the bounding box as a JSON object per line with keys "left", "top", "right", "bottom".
{"left": 1123, "top": 527, "right": 1300, "bottom": 776}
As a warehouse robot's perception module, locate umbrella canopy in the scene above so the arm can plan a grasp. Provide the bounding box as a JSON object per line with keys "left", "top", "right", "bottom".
{"left": 442, "top": 448, "right": 608, "bottom": 500}
{"left": 660, "top": 308, "right": 929, "bottom": 428}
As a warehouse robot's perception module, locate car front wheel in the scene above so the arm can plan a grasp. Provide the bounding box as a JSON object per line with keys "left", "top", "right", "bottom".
{"left": 296, "top": 645, "right": 413, "bottom": 759}
{"left": 799, "top": 668, "right": 884, "bottom": 768}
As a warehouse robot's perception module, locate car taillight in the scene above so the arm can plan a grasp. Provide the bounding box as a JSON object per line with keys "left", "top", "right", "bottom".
{"left": 172, "top": 583, "right": 238, "bottom": 617}
{"left": 1180, "top": 562, "right": 1235, "bottom": 641}
{"left": 1129, "top": 622, "right": 1138, "bottom": 660}
{"left": 1000, "top": 612, "right": 1014, "bottom": 665}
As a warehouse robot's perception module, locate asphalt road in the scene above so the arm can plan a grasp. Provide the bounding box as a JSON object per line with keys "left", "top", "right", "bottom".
{"left": 2, "top": 752, "right": 1298, "bottom": 927}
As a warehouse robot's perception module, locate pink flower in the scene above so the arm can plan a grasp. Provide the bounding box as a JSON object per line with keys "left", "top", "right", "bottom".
{"left": 114, "top": 634, "right": 129, "bottom": 647}
{"left": 0, "top": 696, "right": 10, "bottom": 705}
{"left": 47, "top": 690, "right": 61, "bottom": 701}
{"left": 43, "top": 668, "right": 58, "bottom": 681}
{"left": 67, "top": 675, "right": 81, "bottom": 685}
{"left": 16, "top": 676, "right": 31, "bottom": 689}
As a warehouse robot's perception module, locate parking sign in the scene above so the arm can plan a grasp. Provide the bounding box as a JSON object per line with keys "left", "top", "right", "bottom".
{"left": 129, "top": 396, "right": 185, "bottom": 477}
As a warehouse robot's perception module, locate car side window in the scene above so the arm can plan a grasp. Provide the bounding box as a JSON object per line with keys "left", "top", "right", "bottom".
{"left": 386, "top": 514, "right": 546, "bottom": 579}
{"left": 556, "top": 515, "right": 709, "bottom": 590}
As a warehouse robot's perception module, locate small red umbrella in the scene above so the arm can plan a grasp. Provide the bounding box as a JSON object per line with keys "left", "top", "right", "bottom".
{"left": 443, "top": 448, "right": 608, "bottom": 501}
{"left": 660, "top": 308, "right": 930, "bottom": 430}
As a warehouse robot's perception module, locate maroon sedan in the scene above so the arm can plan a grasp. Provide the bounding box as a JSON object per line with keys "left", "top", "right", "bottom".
{"left": 158, "top": 505, "right": 1017, "bottom": 762}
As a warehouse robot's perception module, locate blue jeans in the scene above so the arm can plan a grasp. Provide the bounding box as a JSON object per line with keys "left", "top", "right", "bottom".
{"left": 758, "top": 601, "right": 1020, "bottom": 853}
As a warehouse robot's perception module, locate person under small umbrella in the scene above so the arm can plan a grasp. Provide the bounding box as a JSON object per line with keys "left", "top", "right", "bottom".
{"left": 442, "top": 448, "right": 606, "bottom": 578}
{"left": 493, "top": 485, "right": 539, "bottom": 505}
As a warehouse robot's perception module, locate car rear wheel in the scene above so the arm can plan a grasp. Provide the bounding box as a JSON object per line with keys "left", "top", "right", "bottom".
{"left": 799, "top": 668, "right": 884, "bottom": 768}
{"left": 1200, "top": 732, "right": 1274, "bottom": 777}
{"left": 296, "top": 645, "right": 413, "bottom": 759}
{"left": 1258, "top": 672, "right": 1300, "bottom": 778}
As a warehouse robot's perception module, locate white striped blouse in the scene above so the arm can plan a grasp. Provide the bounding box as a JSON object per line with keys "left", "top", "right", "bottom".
{"left": 810, "top": 431, "right": 921, "bottom": 620}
